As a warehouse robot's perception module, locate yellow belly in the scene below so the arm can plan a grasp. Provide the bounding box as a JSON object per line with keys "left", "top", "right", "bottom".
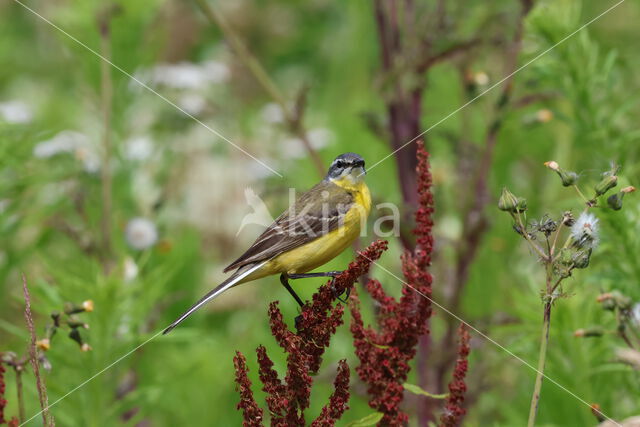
{"left": 240, "top": 181, "right": 371, "bottom": 282}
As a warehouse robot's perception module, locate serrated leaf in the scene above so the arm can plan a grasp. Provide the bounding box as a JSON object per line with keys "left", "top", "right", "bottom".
{"left": 403, "top": 382, "right": 448, "bottom": 399}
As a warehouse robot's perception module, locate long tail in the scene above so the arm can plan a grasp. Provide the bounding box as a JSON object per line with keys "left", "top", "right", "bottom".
{"left": 163, "top": 261, "right": 267, "bottom": 334}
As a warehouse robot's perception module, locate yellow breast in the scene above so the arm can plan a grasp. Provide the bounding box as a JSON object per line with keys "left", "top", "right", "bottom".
{"left": 266, "top": 180, "right": 371, "bottom": 276}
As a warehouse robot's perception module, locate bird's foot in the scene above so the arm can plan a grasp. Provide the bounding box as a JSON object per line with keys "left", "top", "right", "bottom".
{"left": 331, "top": 279, "right": 351, "bottom": 304}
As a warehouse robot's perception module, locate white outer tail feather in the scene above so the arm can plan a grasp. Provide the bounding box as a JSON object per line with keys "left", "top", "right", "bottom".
{"left": 162, "top": 260, "right": 267, "bottom": 334}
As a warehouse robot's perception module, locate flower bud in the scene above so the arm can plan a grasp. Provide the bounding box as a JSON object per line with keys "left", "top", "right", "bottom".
{"left": 44, "top": 324, "right": 57, "bottom": 340}
{"left": 607, "top": 192, "right": 623, "bottom": 210}
{"left": 544, "top": 161, "right": 560, "bottom": 171}
{"left": 36, "top": 338, "right": 51, "bottom": 351}
{"left": 611, "top": 290, "right": 632, "bottom": 310}
{"left": 561, "top": 211, "right": 575, "bottom": 227}
{"left": 573, "top": 327, "right": 604, "bottom": 338}
{"left": 67, "top": 319, "right": 89, "bottom": 329}
{"left": 558, "top": 248, "right": 573, "bottom": 266}
{"left": 601, "top": 298, "right": 616, "bottom": 311}
{"left": 608, "top": 186, "right": 635, "bottom": 211}
{"left": 594, "top": 174, "right": 617, "bottom": 196}
{"left": 498, "top": 188, "right": 518, "bottom": 212}
{"left": 64, "top": 300, "right": 94, "bottom": 315}
{"left": 544, "top": 161, "right": 578, "bottom": 186}
{"left": 572, "top": 249, "right": 591, "bottom": 269}
{"left": 596, "top": 293, "right": 612, "bottom": 303}
{"left": 81, "top": 343, "right": 92, "bottom": 352}
{"left": 536, "top": 109, "right": 553, "bottom": 123}
{"left": 557, "top": 170, "right": 578, "bottom": 187}
{"left": 69, "top": 328, "right": 84, "bottom": 348}
{"left": 82, "top": 300, "right": 94, "bottom": 312}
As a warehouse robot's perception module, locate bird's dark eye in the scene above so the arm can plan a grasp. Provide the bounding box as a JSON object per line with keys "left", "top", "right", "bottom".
{"left": 335, "top": 160, "right": 344, "bottom": 168}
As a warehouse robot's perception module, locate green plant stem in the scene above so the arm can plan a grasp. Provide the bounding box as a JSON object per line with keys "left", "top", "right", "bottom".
{"left": 99, "top": 17, "right": 114, "bottom": 274}
{"left": 193, "top": 0, "right": 325, "bottom": 177}
{"left": 514, "top": 212, "right": 547, "bottom": 260}
{"left": 528, "top": 301, "right": 552, "bottom": 427}
{"left": 549, "top": 222, "right": 564, "bottom": 258}
{"left": 572, "top": 185, "right": 590, "bottom": 204}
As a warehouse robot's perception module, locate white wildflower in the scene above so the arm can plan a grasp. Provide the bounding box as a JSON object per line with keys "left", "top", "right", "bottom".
{"left": 571, "top": 212, "right": 599, "bottom": 248}
{"left": 123, "top": 256, "right": 139, "bottom": 282}
{"left": 632, "top": 303, "right": 640, "bottom": 327}
{"left": 307, "top": 127, "right": 334, "bottom": 149}
{"left": 177, "top": 93, "right": 207, "bottom": 116}
{"left": 202, "top": 60, "right": 231, "bottom": 84}
{"left": 281, "top": 128, "right": 334, "bottom": 160}
{"left": 474, "top": 71, "right": 489, "bottom": 86}
{"left": 135, "top": 60, "right": 230, "bottom": 90}
{"left": 34, "top": 130, "right": 88, "bottom": 158}
{"left": 261, "top": 102, "right": 285, "bottom": 124}
{"left": 125, "top": 217, "right": 158, "bottom": 250}
{"left": 124, "top": 136, "right": 154, "bottom": 161}
{"left": 0, "top": 100, "right": 33, "bottom": 124}
{"left": 33, "top": 130, "right": 100, "bottom": 173}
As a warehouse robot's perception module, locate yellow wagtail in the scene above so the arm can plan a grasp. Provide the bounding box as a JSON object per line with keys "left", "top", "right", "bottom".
{"left": 164, "top": 152, "right": 371, "bottom": 333}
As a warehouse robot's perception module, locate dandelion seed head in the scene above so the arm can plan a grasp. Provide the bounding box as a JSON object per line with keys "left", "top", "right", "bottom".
{"left": 571, "top": 212, "right": 599, "bottom": 248}
{"left": 125, "top": 217, "right": 158, "bottom": 250}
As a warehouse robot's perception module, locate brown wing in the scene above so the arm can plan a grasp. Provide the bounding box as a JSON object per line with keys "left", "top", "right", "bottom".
{"left": 223, "top": 180, "right": 354, "bottom": 272}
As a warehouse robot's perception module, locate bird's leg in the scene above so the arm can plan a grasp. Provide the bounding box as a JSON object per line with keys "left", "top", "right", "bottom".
{"left": 288, "top": 271, "right": 349, "bottom": 302}
{"left": 280, "top": 273, "right": 305, "bottom": 307}
{"left": 287, "top": 271, "right": 342, "bottom": 279}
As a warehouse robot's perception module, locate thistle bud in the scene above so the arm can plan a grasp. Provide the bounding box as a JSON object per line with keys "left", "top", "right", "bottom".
{"left": 544, "top": 161, "right": 560, "bottom": 171}
{"left": 573, "top": 327, "right": 604, "bottom": 338}
{"left": 558, "top": 170, "right": 578, "bottom": 187}
{"left": 594, "top": 174, "right": 617, "bottom": 196}
{"left": 558, "top": 248, "right": 573, "bottom": 265}
{"left": 561, "top": 211, "right": 575, "bottom": 227}
{"left": 536, "top": 109, "right": 553, "bottom": 123}
{"left": 516, "top": 197, "right": 527, "bottom": 213}
{"left": 51, "top": 311, "right": 61, "bottom": 327}
{"left": 572, "top": 249, "right": 591, "bottom": 269}
{"left": 611, "top": 291, "right": 632, "bottom": 310}
{"left": 64, "top": 300, "right": 94, "bottom": 315}
{"left": 67, "top": 319, "right": 89, "bottom": 329}
{"left": 69, "top": 328, "right": 84, "bottom": 348}
{"left": 601, "top": 298, "right": 616, "bottom": 311}
{"left": 607, "top": 192, "right": 624, "bottom": 210}
{"left": 608, "top": 186, "right": 636, "bottom": 210}
{"left": 596, "top": 293, "right": 612, "bottom": 303}
{"left": 498, "top": 188, "right": 519, "bottom": 212}
{"left": 545, "top": 161, "right": 578, "bottom": 186}
{"left": 621, "top": 186, "right": 636, "bottom": 194}
{"left": 44, "top": 324, "right": 57, "bottom": 340}
{"left": 36, "top": 338, "right": 51, "bottom": 351}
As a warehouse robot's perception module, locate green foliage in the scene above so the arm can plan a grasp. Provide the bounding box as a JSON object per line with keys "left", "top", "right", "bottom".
{"left": 1, "top": 0, "right": 639, "bottom": 425}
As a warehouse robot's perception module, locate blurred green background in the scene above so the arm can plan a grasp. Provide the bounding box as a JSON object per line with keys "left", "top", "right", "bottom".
{"left": 1, "top": 0, "right": 639, "bottom": 425}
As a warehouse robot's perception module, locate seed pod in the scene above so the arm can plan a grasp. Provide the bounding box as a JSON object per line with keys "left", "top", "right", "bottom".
{"left": 498, "top": 188, "right": 519, "bottom": 212}
{"left": 607, "top": 192, "right": 624, "bottom": 210}
{"left": 594, "top": 174, "right": 617, "bottom": 196}
{"left": 557, "top": 170, "right": 578, "bottom": 186}
{"left": 572, "top": 249, "right": 591, "bottom": 269}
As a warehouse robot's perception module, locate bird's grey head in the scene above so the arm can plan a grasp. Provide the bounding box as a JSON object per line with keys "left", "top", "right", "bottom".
{"left": 326, "top": 152, "right": 366, "bottom": 183}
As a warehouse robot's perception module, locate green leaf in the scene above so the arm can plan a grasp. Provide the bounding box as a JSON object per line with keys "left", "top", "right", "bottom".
{"left": 403, "top": 382, "right": 448, "bottom": 399}
{"left": 345, "top": 412, "right": 384, "bottom": 426}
